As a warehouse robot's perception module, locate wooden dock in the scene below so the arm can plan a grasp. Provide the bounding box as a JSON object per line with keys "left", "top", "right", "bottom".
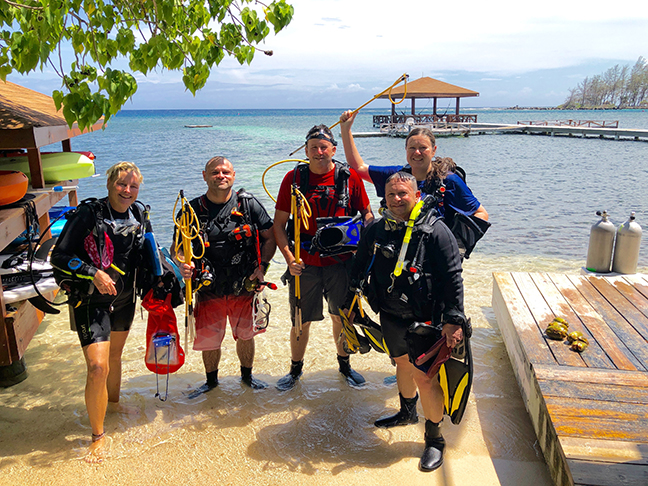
{"left": 350, "top": 123, "right": 648, "bottom": 141}
{"left": 492, "top": 272, "right": 648, "bottom": 486}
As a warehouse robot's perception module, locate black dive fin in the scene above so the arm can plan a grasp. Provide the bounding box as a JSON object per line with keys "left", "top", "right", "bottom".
{"left": 28, "top": 295, "right": 61, "bottom": 314}
{"left": 438, "top": 334, "right": 472, "bottom": 425}
{"left": 35, "top": 236, "right": 58, "bottom": 261}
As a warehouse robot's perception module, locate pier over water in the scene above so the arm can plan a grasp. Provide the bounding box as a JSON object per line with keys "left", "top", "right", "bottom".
{"left": 353, "top": 120, "right": 648, "bottom": 141}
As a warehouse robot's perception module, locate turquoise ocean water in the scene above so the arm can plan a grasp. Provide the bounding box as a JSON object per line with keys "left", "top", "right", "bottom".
{"left": 3, "top": 108, "right": 643, "bottom": 482}
{"left": 56, "top": 107, "right": 648, "bottom": 269}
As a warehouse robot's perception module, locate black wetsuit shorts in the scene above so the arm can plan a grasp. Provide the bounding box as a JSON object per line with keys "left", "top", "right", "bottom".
{"left": 70, "top": 290, "right": 137, "bottom": 348}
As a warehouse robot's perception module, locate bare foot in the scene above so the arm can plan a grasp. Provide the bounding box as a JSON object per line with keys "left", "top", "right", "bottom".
{"left": 107, "top": 401, "right": 140, "bottom": 415}
{"left": 83, "top": 434, "right": 109, "bottom": 464}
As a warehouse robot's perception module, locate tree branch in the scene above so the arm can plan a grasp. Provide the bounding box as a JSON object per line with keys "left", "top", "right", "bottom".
{"left": 2, "top": 0, "right": 43, "bottom": 10}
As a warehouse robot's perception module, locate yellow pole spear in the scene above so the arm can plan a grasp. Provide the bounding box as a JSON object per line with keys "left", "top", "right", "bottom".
{"left": 288, "top": 73, "right": 409, "bottom": 156}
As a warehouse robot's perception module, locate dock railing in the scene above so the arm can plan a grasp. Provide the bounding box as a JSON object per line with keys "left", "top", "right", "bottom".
{"left": 373, "top": 113, "right": 478, "bottom": 127}
{"left": 517, "top": 120, "right": 620, "bottom": 128}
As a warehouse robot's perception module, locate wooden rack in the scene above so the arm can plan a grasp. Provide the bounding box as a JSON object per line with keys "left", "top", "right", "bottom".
{"left": 0, "top": 81, "right": 102, "bottom": 385}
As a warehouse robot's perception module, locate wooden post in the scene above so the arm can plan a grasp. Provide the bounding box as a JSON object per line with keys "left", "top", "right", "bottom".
{"left": 26, "top": 148, "right": 45, "bottom": 189}
{"left": 62, "top": 139, "right": 71, "bottom": 152}
{"left": 391, "top": 103, "right": 396, "bottom": 124}
{"left": 411, "top": 98, "right": 416, "bottom": 115}
{"left": 433, "top": 98, "right": 437, "bottom": 115}
{"left": 456, "top": 97, "right": 460, "bottom": 115}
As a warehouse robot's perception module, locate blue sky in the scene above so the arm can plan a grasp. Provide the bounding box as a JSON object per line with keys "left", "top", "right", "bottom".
{"left": 9, "top": 0, "right": 648, "bottom": 109}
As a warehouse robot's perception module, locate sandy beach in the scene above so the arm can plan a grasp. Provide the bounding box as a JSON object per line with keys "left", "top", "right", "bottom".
{"left": 0, "top": 257, "right": 557, "bottom": 486}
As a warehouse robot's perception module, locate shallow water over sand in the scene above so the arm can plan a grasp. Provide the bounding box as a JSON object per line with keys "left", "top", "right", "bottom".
{"left": 0, "top": 253, "right": 605, "bottom": 485}
{"left": 3, "top": 107, "right": 647, "bottom": 483}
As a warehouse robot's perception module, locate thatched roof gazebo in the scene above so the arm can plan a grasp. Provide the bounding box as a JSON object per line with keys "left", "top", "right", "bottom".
{"left": 0, "top": 80, "right": 102, "bottom": 188}
{"left": 374, "top": 76, "right": 479, "bottom": 127}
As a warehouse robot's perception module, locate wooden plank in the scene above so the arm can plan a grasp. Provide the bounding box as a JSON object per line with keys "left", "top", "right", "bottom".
{"left": 587, "top": 277, "right": 648, "bottom": 365}
{"left": 535, "top": 364, "right": 648, "bottom": 387}
{"left": 609, "top": 276, "right": 648, "bottom": 320}
{"left": 624, "top": 275, "right": 648, "bottom": 300}
{"left": 492, "top": 272, "right": 555, "bottom": 365}
{"left": 550, "top": 274, "right": 638, "bottom": 371}
{"left": 567, "top": 275, "right": 647, "bottom": 370}
{"left": 561, "top": 436, "right": 648, "bottom": 465}
{"left": 591, "top": 276, "right": 648, "bottom": 341}
{"left": 0, "top": 190, "right": 71, "bottom": 249}
{"left": 6, "top": 293, "right": 52, "bottom": 359}
{"left": 0, "top": 301, "right": 13, "bottom": 365}
{"left": 533, "top": 273, "right": 614, "bottom": 369}
{"left": 539, "top": 378, "right": 648, "bottom": 405}
{"left": 570, "top": 459, "right": 648, "bottom": 486}
{"left": 513, "top": 272, "right": 584, "bottom": 367}
{"left": 493, "top": 273, "right": 574, "bottom": 486}
{"left": 546, "top": 396, "right": 648, "bottom": 441}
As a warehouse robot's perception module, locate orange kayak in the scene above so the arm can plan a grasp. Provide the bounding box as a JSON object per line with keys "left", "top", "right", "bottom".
{"left": 0, "top": 170, "right": 28, "bottom": 206}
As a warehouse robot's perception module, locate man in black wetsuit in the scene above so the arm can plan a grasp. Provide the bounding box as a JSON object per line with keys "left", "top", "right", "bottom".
{"left": 51, "top": 162, "right": 151, "bottom": 463}
{"left": 177, "top": 156, "right": 276, "bottom": 397}
{"left": 348, "top": 171, "right": 467, "bottom": 472}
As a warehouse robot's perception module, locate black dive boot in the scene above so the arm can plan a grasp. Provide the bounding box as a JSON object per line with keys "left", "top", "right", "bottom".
{"left": 374, "top": 393, "right": 419, "bottom": 428}
{"left": 276, "top": 360, "right": 303, "bottom": 391}
{"left": 241, "top": 366, "right": 268, "bottom": 389}
{"left": 187, "top": 370, "right": 219, "bottom": 399}
{"left": 419, "top": 419, "right": 445, "bottom": 472}
{"left": 338, "top": 355, "right": 366, "bottom": 386}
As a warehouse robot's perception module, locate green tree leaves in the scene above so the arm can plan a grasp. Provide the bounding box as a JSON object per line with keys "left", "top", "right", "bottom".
{"left": 0, "top": 0, "right": 294, "bottom": 130}
{"left": 561, "top": 57, "right": 648, "bottom": 109}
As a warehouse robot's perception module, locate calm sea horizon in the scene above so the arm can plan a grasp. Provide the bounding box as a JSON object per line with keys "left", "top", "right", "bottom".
{"left": 49, "top": 107, "right": 648, "bottom": 269}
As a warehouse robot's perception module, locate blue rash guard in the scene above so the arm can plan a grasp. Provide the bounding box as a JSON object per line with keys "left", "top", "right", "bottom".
{"left": 368, "top": 165, "right": 481, "bottom": 217}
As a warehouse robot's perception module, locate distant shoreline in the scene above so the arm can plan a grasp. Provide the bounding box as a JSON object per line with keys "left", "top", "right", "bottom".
{"left": 506, "top": 105, "right": 648, "bottom": 111}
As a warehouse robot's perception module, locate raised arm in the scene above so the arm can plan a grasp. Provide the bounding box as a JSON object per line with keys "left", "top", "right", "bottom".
{"left": 339, "top": 110, "right": 373, "bottom": 183}
{"left": 473, "top": 204, "right": 489, "bottom": 221}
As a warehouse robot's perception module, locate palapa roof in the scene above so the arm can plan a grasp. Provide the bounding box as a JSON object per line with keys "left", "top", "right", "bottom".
{"left": 0, "top": 80, "right": 102, "bottom": 149}
{"left": 0, "top": 80, "right": 66, "bottom": 130}
{"left": 379, "top": 76, "right": 479, "bottom": 100}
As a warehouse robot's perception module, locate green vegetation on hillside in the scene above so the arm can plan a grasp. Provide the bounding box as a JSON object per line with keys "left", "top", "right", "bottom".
{"left": 560, "top": 57, "right": 648, "bottom": 109}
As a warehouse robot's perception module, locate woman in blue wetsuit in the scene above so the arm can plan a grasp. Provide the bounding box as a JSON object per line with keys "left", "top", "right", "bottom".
{"left": 339, "top": 110, "right": 489, "bottom": 223}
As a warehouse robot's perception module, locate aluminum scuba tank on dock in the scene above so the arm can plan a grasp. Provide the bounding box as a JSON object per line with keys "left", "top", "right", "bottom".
{"left": 612, "top": 212, "right": 642, "bottom": 274}
{"left": 586, "top": 210, "right": 615, "bottom": 273}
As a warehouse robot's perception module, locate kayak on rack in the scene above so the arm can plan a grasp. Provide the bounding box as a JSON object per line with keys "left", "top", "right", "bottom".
{"left": 0, "top": 152, "right": 95, "bottom": 183}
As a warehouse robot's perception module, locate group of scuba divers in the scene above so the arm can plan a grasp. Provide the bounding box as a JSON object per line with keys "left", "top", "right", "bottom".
{"left": 49, "top": 110, "right": 489, "bottom": 469}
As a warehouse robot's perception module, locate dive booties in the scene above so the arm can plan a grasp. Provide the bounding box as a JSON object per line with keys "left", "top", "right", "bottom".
{"left": 187, "top": 369, "right": 219, "bottom": 399}
{"left": 337, "top": 355, "right": 366, "bottom": 386}
{"left": 419, "top": 419, "right": 445, "bottom": 472}
{"left": 241, "top": 366, "right": 268, "bottom": 389}
{"left": 276, "top": 360, "right": 303, "bottom": 391}
{"left": 374, "top": 393, "right": 419, "bottom": 428}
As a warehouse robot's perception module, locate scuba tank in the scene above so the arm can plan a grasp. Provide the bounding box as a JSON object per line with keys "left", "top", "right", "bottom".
{"left": 586, "top": 210, "right": 615, "bottom": 273}
{"left": 612, "top": 212, "right": 642, "bottom": 274}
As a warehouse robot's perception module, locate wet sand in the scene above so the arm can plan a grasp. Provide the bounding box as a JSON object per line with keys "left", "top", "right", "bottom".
{"left": 0, "top": 255, "right": 559, "bottom": 485}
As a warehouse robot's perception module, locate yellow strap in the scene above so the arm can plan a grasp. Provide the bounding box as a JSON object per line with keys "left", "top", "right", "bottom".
{"left": 393, "top": 200, "right": 425, "bottom": 278}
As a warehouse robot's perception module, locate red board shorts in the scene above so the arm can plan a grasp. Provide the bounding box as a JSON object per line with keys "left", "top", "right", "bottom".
{"left": 193, "top": 293, "right": 261, "bottom": 351}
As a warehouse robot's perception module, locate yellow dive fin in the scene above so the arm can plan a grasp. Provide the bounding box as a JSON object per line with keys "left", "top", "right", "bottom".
{"left": 438, "top": 332, "right": 473, "bottom": 425}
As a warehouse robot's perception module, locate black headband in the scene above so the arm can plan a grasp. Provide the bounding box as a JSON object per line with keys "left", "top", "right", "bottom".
{"left": 305, "top": 127, "right": 337, "bottom": 146}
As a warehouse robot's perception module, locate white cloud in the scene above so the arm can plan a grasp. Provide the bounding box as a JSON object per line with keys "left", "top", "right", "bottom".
{"left": 8, "top": 0, "right": 648, "bottom": 108}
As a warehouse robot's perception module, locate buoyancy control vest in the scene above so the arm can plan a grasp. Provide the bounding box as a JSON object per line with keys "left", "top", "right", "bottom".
{"left": 362, "top": 199, "right": 445, "bottom": 321}
{"left": 191, "top": 189, "right": 260, "bottom": 297}
{"left": 52, "top": 197, "right": 148, "bottom": 305}
{"left": 294, "top": 159, "right": 354, "bottom": 216}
